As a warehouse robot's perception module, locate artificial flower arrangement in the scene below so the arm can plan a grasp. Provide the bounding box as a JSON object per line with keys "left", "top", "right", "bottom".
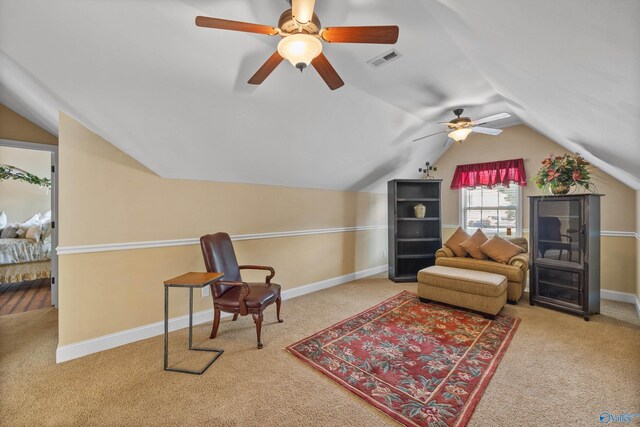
{"left": 0, "top": 164, "right": 51, "bottom": 189}
{"left": 534, "top": 153, "right": 594, "bottom": 194}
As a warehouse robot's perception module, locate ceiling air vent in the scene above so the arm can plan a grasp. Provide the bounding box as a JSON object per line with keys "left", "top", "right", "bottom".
{"left": 367, "top": 49, "right": 402, "bottom": 68}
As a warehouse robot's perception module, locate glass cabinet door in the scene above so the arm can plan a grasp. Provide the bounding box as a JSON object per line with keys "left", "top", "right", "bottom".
{"left": 534, "top": 265, "right": 583, "bottom": 308}
{"left": 535, "top": 199, "right": 583, "bottom": 265}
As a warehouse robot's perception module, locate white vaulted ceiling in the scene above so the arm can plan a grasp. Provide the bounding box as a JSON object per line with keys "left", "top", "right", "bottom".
{"left": 0, "top": 0, "right": 638, "bottom": 191}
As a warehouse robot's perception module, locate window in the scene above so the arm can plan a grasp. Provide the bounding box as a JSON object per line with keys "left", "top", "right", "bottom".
{"left": 461, "top": 185, "right": 521, "bottom": 236}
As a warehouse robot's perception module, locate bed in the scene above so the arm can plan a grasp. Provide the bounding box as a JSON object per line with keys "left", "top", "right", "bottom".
{"left": 0, "top": 237, "right": 52, "bottom": 284}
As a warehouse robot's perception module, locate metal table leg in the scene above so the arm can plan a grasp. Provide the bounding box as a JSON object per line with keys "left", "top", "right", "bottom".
{"left": 164, "top": 284, "right": 224, "bottom": 375}
{"left": 164, "top": 285, "right": 169, "bottom": 370}
{"left": 189, "top": 287, "right": 193, "bottom": 349}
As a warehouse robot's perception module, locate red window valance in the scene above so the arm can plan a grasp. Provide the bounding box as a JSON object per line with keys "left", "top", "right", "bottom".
{"left": 450, "top": 158, "right": 527, "bottom": 189}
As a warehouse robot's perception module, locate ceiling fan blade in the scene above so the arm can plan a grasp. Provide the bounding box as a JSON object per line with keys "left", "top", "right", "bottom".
{"left": 248, "top": 51, "right": 284, "bottom": 85}
{"left": 195, "top": 16, "right": 278, "bottom": 35}
{"left": 412, "top": 130, "right": 448, "bottom": 142}
{"left": 321, "top": 26, "right": 399, "bottom": 44}
{"left": 472, "top": 112, "right": 511, "bottom": 125}
{"left": 311, "top": 53, "right": 344, "bottom": 90}
{"left": 443, "top": 137, "right": 453, "bottom": 148}
{"left": 292, "top": 0, "right": 316, "bottom": 24}
{"left": 472, "top": 126, "right": 503, "bottom": 135}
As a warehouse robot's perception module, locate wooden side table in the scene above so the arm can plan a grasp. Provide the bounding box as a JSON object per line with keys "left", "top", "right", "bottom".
{"left": 164, "top": 272, "right": 224, "bottom": 375}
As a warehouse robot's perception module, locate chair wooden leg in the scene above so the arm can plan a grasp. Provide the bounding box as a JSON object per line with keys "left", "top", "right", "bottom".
{"left": 252, "top": 312, "right": 263, "bottom": 349}
{"left": 210, "top": 308, "right": 221, "bottom": 339}
{"left": 276, "top": 297, "right": 283, "bottom": 323}
{"left": 232, "top": 313, "right": 239, "bottom": 321}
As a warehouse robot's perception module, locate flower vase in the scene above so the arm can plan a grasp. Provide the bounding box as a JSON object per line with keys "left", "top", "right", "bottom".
{"left": 550, "top": 183, "right": 571, "bottom": 195}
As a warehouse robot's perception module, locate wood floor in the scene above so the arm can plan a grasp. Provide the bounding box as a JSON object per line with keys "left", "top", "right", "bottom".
{"left": 0, "top": 278, "right": 51, "bottom": 316}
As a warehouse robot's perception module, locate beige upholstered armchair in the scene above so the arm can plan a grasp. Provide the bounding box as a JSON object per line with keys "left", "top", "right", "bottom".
{"left": 435, "top": 237, "right": 529, "bottom": 304}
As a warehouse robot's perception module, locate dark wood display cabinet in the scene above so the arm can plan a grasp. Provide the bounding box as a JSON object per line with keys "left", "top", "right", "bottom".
{"left": 528, "top": 194, "right": 602, "bottom": 320}
{"left": 388, "top": 180, "right": 442, "bottom": 282}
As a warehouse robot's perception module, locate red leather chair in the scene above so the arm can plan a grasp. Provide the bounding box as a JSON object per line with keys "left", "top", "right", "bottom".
{"left": 200, "top": 232, "right": 282, "bottom": 349}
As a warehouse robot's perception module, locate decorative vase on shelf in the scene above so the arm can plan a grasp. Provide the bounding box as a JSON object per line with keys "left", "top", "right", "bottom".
{"left": 414, "top": 203, "right": 426, "bottom": 218}
{"left": 549, "top": 183, "right": 571, "bottom": 195}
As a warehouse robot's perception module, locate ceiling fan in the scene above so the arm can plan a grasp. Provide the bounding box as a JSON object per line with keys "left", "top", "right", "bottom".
{"left": 413, "top": 109, "right": 511, "bottom": 144}
{"left": 195, "top": 0, "right": 399, "bottom": 90}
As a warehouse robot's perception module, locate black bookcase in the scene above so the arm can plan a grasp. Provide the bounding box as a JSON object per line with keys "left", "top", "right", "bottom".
{"left": 528, "top": 194, "right": 602, "bottom": 320}
{"left": 388, "top": 179, "right": 442, "bottom": 282}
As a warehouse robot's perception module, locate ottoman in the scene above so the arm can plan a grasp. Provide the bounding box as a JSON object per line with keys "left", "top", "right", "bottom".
{"left": 417, "top": 265, "right": 508, "bottom": 318}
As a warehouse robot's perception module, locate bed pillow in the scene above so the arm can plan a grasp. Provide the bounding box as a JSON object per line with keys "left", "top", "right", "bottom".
{"left": 0, "top": 211, "right": 7, "bottom": 229}
{"left": 444, "top": 227, "right": 471, "bottom": 257}
{"left": 41, "top": 218, "right": 53, "bottom": 241}
{"left": 41, "top": 210, "right": 52, "bottom": 222}
{"left": 18, "top": 213, "right": 41, "bottom": 233}
{"left": 459, "top": 228, "right": 489, "bottom": 260}
{"left": 480, "top": 235, "right": 526, "bottom": 264}
{"left": 25, "top": 225, "right": 42, "bottom": 242}
{"left": 1, "top": 223, "right": 20, "bottom": 238}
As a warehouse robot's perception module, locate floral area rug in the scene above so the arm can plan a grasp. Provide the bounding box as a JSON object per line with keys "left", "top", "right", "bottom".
{"left": 286, "top": 291, "right": 520, "bottom": 427}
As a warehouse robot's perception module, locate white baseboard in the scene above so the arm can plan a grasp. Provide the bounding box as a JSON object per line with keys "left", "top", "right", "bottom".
{"left": 599, "top": 289, "right": 638, "bottom": 304}
{"left": 55, "top": 308, "right": 220, "bottom": 363}
{"left": 56, "top": 265, "right": 387, "bottom": 363}
{"left": 524, "top": 285, "right": 639, "bottom": 310}
{"left": 278, "top": 265, "right": 386, "bottom": 300}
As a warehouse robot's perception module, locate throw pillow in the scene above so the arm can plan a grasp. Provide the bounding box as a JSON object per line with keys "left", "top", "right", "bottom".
{"left": 480, "top": 235, "right": 526, "bottom": 264}
{"left": 1, "top": 223, "right": 20, "bottom": 238}
{"left": 506, "top": 237, "right": 528, "bottom": 252}
{"left": 459, "top": 228, "right": 489, "bottom": 260}
{"left": 444, "top": 227, "right": 471, "bottom": 257}
{"left": 0, "top": 211, "right": 7, "bottom": 229}
{"left": 25, "top": 225, "right": 42, "bottom": 241}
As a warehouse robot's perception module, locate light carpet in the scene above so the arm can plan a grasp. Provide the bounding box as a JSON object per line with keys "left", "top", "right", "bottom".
{"left": 1, "top": 275, "right": 639, "bottom": 426}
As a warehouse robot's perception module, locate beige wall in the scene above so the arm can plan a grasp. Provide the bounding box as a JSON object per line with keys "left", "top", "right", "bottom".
{"left": 593, "top": 236, "right": 636, "bottom": 294}
{"left": 59, "top": 231, "right": 385, "bottom": 343}
{"left": 57, "top": 113, "right": 387, "bottom": 346}
{"left": 0, "top": 104, "right": 57, "bottom": 145}
{"left": 437, "top": 125, "right": 637, "bottom": 295}
{"left": 0, "top": 146, "right": 51, "bottom": 222}
{"left": 637, "top": 191, "right": 640, "bottom": 306}
{"left": 436, "top": 124, "right": 636, "bottom": 231}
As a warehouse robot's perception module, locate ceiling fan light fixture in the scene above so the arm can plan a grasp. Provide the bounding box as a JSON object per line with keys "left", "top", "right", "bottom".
{"left": 292, "top": 0, "right": 316, "bottom": 24}
{"left": 448, "top": 128, "right": 473, "bottom": 142}
{"left": 277, "top": 34, "right": 322, "bottom": 71}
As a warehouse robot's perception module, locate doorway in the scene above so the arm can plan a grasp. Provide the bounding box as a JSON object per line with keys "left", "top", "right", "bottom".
{"left": 0, "top": 139, "right": 58, "bottom": 313}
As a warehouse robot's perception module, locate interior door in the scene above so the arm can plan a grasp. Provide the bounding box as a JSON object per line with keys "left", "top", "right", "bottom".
{"left": 0, "top": 138, "right": 58, "bottom": 307}
{"left": 50, "top": 151, "right": 58, "bottom": 307}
